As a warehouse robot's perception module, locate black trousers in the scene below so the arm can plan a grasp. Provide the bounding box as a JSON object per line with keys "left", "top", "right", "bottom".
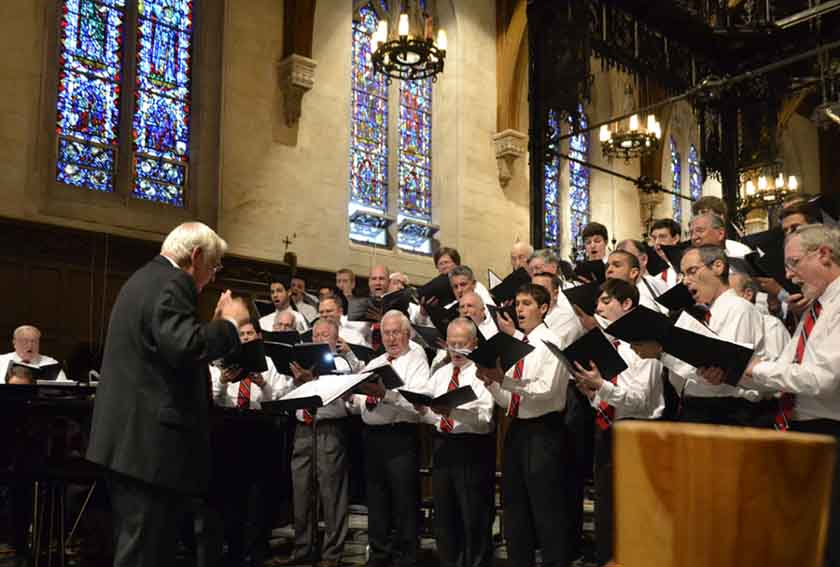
{"left": 502, "top": 411, "right": 569, "bottom": 567}
{"left": 791, "top": 419, "right": 840, "bottom": 567}
{"left": 680, "top": 396, "right": 774, "bottom": 427}
{"left": 364, "top": 423, "right": 419, "bottom": 567}
{"left": 431, "top": 432, "right": 496, "bottom": 567}
{"left": 593, "top": 427, "right": 614, "bottom": 566}
{"left": 563, "top": 384, "right": 592, "bottom": 560}
{"left": 107, "top": 471, "right": 222, "bottom": 567}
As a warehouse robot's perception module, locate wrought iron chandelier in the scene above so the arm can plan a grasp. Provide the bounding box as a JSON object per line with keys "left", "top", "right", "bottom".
{"left": 599, "top": 114, "right": 662, "bottom": 161}
{"left": 739, "top": 167, "right": 799, "bottom": 210}
{"left": 370, "top": 2, "right": 447, "bottom": 83}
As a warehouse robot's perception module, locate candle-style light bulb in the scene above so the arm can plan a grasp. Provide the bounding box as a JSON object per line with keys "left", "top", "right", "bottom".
{"left": 629, "top": 114, "right": 639, "bottom": 131}
{"left": 646, "top": 114, "right": 656, "bottom": 132}
{"left": 377, "top": 20, "right": 388, "bottom": 43}
{"left": 758, "top": 175, "right": 768, "bottom": 191}
{"left": 436, "top": 29, "right": 447, "bottom": 51}
{"left": 398, "top": 13, "right": 409, "bottom": 37}
{"left": 746, "top": 180, "right": 756, "bottom": 196}
{"left": 599, "top": 125, "right": 611, "bottom": 143}
{"left": 775, "top": 173, "right": 785, "bottom": 189}
{"left": 788, "top": 176, "right": 798, "bottom": 191}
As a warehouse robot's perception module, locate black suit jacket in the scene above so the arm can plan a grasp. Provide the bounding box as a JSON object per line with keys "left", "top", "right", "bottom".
{"left": 86, "top": 256, "right": 240, "bottom": 494}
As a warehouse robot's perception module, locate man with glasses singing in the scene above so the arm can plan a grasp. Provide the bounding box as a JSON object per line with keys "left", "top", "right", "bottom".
{"left": 1, "top": 325, "right": 68, "bottom": 383}
{"left": 631, "top": 245, "right": 770, "bottom": 426}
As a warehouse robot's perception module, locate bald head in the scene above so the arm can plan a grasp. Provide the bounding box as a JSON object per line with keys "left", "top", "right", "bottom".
{"left": 369, "top": 265, "right": 389, "bottom": 297}
{"left": 511, "top": 241, "right": 534, "bottom": 271}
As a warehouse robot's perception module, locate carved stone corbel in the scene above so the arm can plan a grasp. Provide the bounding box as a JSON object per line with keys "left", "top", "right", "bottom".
{"left": 492, "top": 129, "right": 528, "bottom": 188}
{"left": 277, "top": 54, "right": 317, "bottom": 126}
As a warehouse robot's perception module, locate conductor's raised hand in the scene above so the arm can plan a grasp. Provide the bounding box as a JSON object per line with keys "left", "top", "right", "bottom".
{"left": 217, "top": 293, "right": 251, "bottom": 328}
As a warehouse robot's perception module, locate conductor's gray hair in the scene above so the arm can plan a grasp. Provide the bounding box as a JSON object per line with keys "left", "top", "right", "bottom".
{"left": 381, "top": 309, "right": 411, "bottom": 334}
{"left": 161, "top": 222, "right": 228, "bottom": 268}
{"left": 794, "top": 224, "right": 840, "bottom": 264}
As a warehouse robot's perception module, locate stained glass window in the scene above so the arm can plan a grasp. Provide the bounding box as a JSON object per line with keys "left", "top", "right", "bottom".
{"left": 397, "top": 77, "right": 433, "bottom": 253}
{"left": 543, "top": 109, "right": 561, "bottom": 249}
{"left": 55, "top": 0, "right": 126, "bottom": 193}
{"left": 349, "top": 4, "right": 390, "bottom": 246}
{"left": 568, "top": 108, "right": 591, "bottom": 251}
{"left": 132, "top": 0, "right": 193, "bottom": 207}
{"left": 671, "top": 137, "right": 683, "bottom": 223}
{"left": 688, "top": 145, "right": 702, "bottom": 202}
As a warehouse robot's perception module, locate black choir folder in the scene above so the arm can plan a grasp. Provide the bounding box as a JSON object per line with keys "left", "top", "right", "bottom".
{"left": 605, "top": 307, "right": 754, "bottom": 386}
{"left": 541, "top": 328, "right": 628, "bottom": 379}
{"left": 218, "top": 340, "right": 268, "bottom": 381}
{"left": 466, "top": 332, "right": 534, "bottom": 371}
{"left": 655, "top": 283, "right": 696, "bottom": 312}
{"left": 490, "top": 267, "right": 530, "bottom": 304}
{"left": 264, "top": 341, "right": 336, "bottom": 375}
{"left": 361, "top": 364, "right": 405, "bottom": 390}
{"left": 417, "top": 273, "right": 456, "bottom": 307}
{"left": 562, "top": 281, "right": 601, "bottom": 316}
{"left": 573, "top": 260, "right": 606, "bottom": 284}
{"left": 7, "top": 362, "right": 63, "bottom": 382}
{"left": 262, "top": 373, "right": 373, "bottom": 414}
{"left": 398, "top": 385, "right": 478, "bottom": 409}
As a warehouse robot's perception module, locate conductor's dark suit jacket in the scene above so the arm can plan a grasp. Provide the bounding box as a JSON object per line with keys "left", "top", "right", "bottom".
{"left": 86, "top": 255, "right": 240, "bottom": 494}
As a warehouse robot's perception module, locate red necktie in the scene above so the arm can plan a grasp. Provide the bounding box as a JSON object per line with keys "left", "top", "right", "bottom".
{"left": 660, "top": 270, "right": 668, "bottom": 283}
{"left": 776, "top": 301, "right": 822, "bottom": 431}
{"left": 371, "top": 322, "right": 382, "bottom": 351}
{"left": 237, "top": 377, "right": 252, "bottom": 409}
{"left": 439, "top": 367, "right": 460, "bottom": 433}
{"left": 595, "top": 341, "right": 622, "bottom": 431}
{"left": 366, "top": 356, "right": 394, "bottom": 410}
{"left": 506, "top": 336, "right": 529, "bottom": 417}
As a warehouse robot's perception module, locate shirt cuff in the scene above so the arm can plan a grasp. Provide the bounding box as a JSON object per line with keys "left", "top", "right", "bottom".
{"left": 598, "top": 379, "right": 616, "bottom": 400}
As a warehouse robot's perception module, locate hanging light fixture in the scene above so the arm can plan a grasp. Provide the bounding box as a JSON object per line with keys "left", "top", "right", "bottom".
{"left": 371, "top": 2, "right": 447, "bottom": 83}
{"left": 738, "top": 164, "right": 799, "bottom": 210}
{"left": 600, "top": 113, "right": 662, "bottom": 161}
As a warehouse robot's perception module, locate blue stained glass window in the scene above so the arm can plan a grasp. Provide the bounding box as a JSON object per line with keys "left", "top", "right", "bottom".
{"left": 543, "top": 109, "right": 561, "bottom": 249}
{"left": 689, "top": 145, "right": 702, "bottom": 202}
{"left": 671, "top": 137, "right": 682, "bottom": 223}
{"left": 568, "top": 108, "right": 591, "bottom": 250}
{"left": 397, "top": 77, "right": 433, "bottom": 253}
{"left": 131, "top": 0, "right": 193, "bottom": 207}
{"left": 55, "top": 0, "right": 126, "bottom": 193}
{"left": 349, "top": 4, "right": 389, "bottom": 245}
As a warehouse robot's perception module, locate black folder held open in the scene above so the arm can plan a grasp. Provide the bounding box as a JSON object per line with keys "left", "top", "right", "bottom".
{"left": 398, "top": 385, "right": 478, "bottom": 409}
{"left": 541, "top": 328, "right": 628, "bottom": 379}
{"left": 466, "top": 332, "right": 534, "bottom": 371}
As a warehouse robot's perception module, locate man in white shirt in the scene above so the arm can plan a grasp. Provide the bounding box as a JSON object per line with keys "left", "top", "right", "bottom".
{"left": 572, "top": 279, "right": 664, "bottom": 565}
{"left": 650, "top": 218, "right": 683, "bottom": 287}
{"left": 258, "top": 276, "right": 308, "bottom": 333}
{"left": 290, "top": 276, "right": 319, "bottom": 324}
{"left": 691, "top": 196, "right": 753, "bottom": 258}
{"left": 318, "top": 296, "right": 370, "bottom": 348}
{"left": 285, "top": 319, "right": 364, "bottom": 567}
{"left": 617, "top": 238, "right": 671, "bottom": 296}
{"left": 633, "top": 245, "right": 769, "bottom": 426}
{"left": 605, "top": 250, "right": 667, "bottom": 315}
{"left": 730, "top": 272, "right": 791, "bottom": 361}
{"left": 0, "top": 325, "right": 68, "bottom": 383}
{"left": 477, "top": 283, "right": 571, "bottom": 567}
{"left": 582, "top": 222, "right": 610, "bottom": 262}
{"left": 690, "top": 213, "right": 752, "bottom": 259}
{"left": 414, "top": 318, "right": 495, "bottom": 567}
{"left": 709, "top": 225, "right": 840, "bottom": 567}
{"left": 349, "top": 310, "right": 430, "bottom": 567}
{"left": 510, "top": 241, "right": 534, "bottom": 272}
{"left": 458, "top": 292, "right": 498, "bottom": 340}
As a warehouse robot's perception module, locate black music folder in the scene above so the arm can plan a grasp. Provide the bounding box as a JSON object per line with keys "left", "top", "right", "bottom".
{"left": 417, "top": 273, "right": 456, "bottom": 307}
{"left": 655, "top": 283, "right": 696, "bottom": 312}
{"left": 348, "top": 343, "right": 377, "bottom": 363}
{"left": 347, "top": 296, "right": 380, "bottom": 322}
{"left": 488, "top": 303, "right": 519, "bottom": 331}
{"left": 604, "top": 305, "right": 674, "bottom": 344}
{"left": 264, "top": 341, "right": 337, "bottom": 375}
{"left": 490, "top": 267, "right": 531, "bottom": 304}
{"left": 562, "top": 281, "right": 602, "bottom": 316}
{"left": 427, "top": 301, "right": 459, "bottom": 335}
{"left": 219, "top": 340, "right": 268, "bottom": 380}
{"left": 7, "top": 362, "right": 64, "bottom": 382}
{"left": 262, "top": 330, "right": 301, "bottom": 344}
{"left": 466, "top": 332, "right": 534, "bottom": 371}
{"left": 744, "top": 250, "right": 801, "bottom": 295}
{"left": 573, "top": 260, "right": 606, "bottom": 283}
{"left": 412, "top": 324, "right": 444, "bottom": 350}
{"left": 254, "top": 299, "right": 275, "bottom": 318}
{"left": 262, "top": 372, "right": 372, "bottom": 414}
{"left": 542, "top": 328, "right": 628, "bottom": 379}
{"left": 398, "top": 385, "right": 478, "bottom": 409}
{"left": 661, "top": 241, "right": 691, "bottom": 273}
{"left": 361, "top": 364, "right": 405, "bottom": 390}
{"left": 644, "top": 244, "right": 670, "bottom": 277}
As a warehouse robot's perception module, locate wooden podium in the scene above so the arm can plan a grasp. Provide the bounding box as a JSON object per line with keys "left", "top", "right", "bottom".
{"left": 614, "top": 421, "right": 836, "bottom": 566}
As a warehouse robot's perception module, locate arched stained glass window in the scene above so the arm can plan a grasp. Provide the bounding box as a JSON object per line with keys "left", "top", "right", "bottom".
{"left": 349, "top": 3, "right": 390, "bottom": 246}
{"left": 568, "top": 109, "right": 591, "bottom": 249}
{"left": 543, "top": 109, "right": 561, "bottom": 249}
{"left": 132, "top": 0, "right": 194, "bottom": 207}
{"left": 397, "top": 77, "right": 433, "bottom": 253}
{"left": 54, "top": 0, "right": 193, "bottom": 207}
{"left": 55, "top": 0, "right": 126, "bottom": 193}
{"left": 688, "top": 145, "right": 702, "bottom": 202}
{"left": 671, "top": 137, "right": 682, "bottom": 223}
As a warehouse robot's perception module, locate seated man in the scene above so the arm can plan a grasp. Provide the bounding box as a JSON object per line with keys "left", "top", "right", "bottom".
{"left": 285, "top": 319, "right": 364, "bottom": 567}
{"left": 259, "top": 276, "right": 308, "bottom": 333}
{"left": 0, "top": 325, "right": 68, "bottom": 383}
{"left": 572, "top": 279, "right": 664, "bottom": 565}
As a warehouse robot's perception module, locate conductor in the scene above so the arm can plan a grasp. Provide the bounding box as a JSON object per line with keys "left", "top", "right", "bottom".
{"left": 86, "top": 222, "right": 251, "bottom": 567}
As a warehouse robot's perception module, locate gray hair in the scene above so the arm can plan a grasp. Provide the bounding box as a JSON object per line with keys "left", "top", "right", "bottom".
{"left": 730, "top": 272, "right": 758, "bottom": 302}
{"left": 512, "top": 241, "right": 534, "bottom": 255}
{"left": 690, "top": 245, "right": 729, "bottom": 282}
{"left": 528, "top": 248, "right": 560, "bottom": 267}
{"left": 448, "top": 265, "right": 475, "bottom": 282}
{"left": 793, "top": 224, "right": 840, "bottom": 264}
{"left": 161, "top": 222, "right": 228, "bottom": 268}
{"left": 381, "top": 309, "right": 411, "bottom": 333}
{"left": 13, "top": 325, "right": 41, "bottom": 340}
{"left": 447, "top": 317, "right": 478, "bottom": 341}
{"left": 458, "top": 290, "right": 486, "bottom": 309}
{"left": 312, "top": 318, "right": 340, "bottom": 337}
{"left": 692, "top": 213, "right": 725, "bottom": 231}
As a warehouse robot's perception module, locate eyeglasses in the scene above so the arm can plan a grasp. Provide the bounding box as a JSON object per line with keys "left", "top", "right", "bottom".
{"left": 682, "top": 263, "right": 708, "bottom": 278}
{"left": 13, "top": 338, "right": 38, "bottom": 345}
{"left": 784, "top": 250, "right": 816, "bottom": 271}
{"left": 381, "top": 330, "right": 405, "bottom": 338}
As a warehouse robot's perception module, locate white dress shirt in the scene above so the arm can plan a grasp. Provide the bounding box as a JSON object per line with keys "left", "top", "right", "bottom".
{"left": 418, "top": 361, "right": 495, "bottom": 435}
{"left": 295, "top": 301, "right": 319, "bottom": 324}
{"left": 661, "top": 288, "right": 767, "bottom": 399}
{"left": 591, "top": 341, "right": 664, "bottom": 421}
{"left": 350, "top": 347, "right": 431, "bottom": 425}
{"left": 338, "top": 316, "right": 371, "bottom": 348}
{"left": 762, "top": 313, "right": 791, "bottom": 361}
{"left": 637, "top": 277, "right": 668, "bottom": 315}
{"left": 476, "top": 314, "right": 498, "bottom": 340}
{"left": 654, "top": 267, "right": 680, "bottom": 289}
{"left": 752, "top": 276, "right": 840, "bottom": 421}
{"left": 544, "top": 299, "right": 585, "bottom": 347}
{"left": 259, "top": 307, "right": 309, "bottom": 334}
{"left": 474, "top": 282, "right": 496, "bottom": 307}
{"left": 486, "top": 323, "right": 570, "bottom": 418}
{"left": 211, "top": 356, "right": 292, "bottom": 410}
{"left": 0, "top": 352, "right": 69, "bottom": 383}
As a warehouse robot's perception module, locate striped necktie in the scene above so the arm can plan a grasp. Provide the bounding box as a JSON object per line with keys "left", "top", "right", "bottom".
{"left": 776, "top": 301, "right": 822, "bottom": 430}
{"left": 506, "top": 336, "right": 529, "bottom": 417}
{"left": 439, "top": 366, "right": 461, "bottom": 433}
{"left": 237, "top": 377, "right": 252, "bottom": 409}
{"left": 366, "top": 356, "right": 394, "bottom": 410}
{"left": 595, "top": 341, "right": 622, "bottom": 431}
